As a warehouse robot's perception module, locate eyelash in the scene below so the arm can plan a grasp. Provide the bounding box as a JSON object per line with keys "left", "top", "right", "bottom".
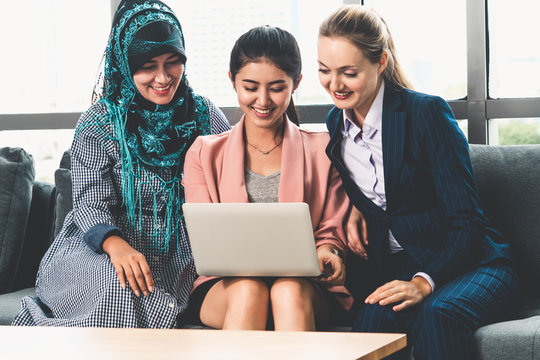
{"left": 244, "top": 87, "right": 285, "bottom": 93}
{"left": 140, "top": 59, "right": 182, "bottom": 71}
{"left": 318, "top": 69, "right": 357, "bottom": 78}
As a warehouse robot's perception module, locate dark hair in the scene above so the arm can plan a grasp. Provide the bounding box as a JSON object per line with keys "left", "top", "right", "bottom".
{"left": 319, "top": 6, "right": 412, "bottom": 90}
{"left": 229, "top": 25, "right": 302, "bottom": 125}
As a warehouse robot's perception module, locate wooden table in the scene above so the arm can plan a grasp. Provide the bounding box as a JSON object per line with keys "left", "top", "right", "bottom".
{"left": 0, "top": 326, "right": 406, "bottom": 359}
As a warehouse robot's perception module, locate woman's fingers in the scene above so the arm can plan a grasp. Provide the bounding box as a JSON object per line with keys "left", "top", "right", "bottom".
{"left": 332, "top": 259, "right": 346, "bottom": 284}
{"left": 392, "top": 300, "right": 414, "bottom": 312}
{"left": 139, "top": 259, "right": 155, "bottom": 293}
{"left": 112, "top": 263, "right": 126, "bottom": 290}
{"left": 122, "top": 264, "right": 141, "bottom": 297}
{"left": 317, "top": 249, "right": 345, "bottom": 285}
{"left": 128, "top": 255, "right": 154, "bottom": 297}
{"left": 365, "top": 280, "right": 428, "bottom": 311}
{"left": 365, "top": 281, "right": 399, "bottom": 304}
{"left": 324, "top": 256, "right": 340, "bottom": 282}
{"left": 104, "top": 236, "right": 154, "bottom": 297}
{"left": 347, "top": 225, "right": 367, "bottom": 257}
{"left": 359, "top": 211, "right": 368, "bottom": 246}
{"left": 346, "top": 207, "right": 368, "bottom": 259}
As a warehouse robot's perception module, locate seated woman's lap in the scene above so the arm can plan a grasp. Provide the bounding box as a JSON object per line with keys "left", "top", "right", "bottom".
{"left": 186, "top": 277, "right": 336, "bottom": 329}
{"left": 353, "top": 262, "right": 520, "bottom": 337}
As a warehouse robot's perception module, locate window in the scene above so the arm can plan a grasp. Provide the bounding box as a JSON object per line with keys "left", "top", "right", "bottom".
{"left": 0, "top": 0, "right": 110, "bottom": 114}
{"left": 364, "top": 0, "right": 467, "bottom": 100}
{"left": 486, "top": 0, "right": 540, "bottom": 145}
{"left": 0, "top": 129, "right": 74, "bottom": 182}
{"left": 488, "top": 0, "right": 540, "bottom": 99}
{"left": 0, "top": 1, "right": 109, "bottom": 180}
{"left": 164, "top": 0, "right": 342, "bottom": 106}
{"left": 490, "top": 118, "right": 540, "bottom": 145}
{"left": 2, "top": 0, "right": 540, "bottom": 181}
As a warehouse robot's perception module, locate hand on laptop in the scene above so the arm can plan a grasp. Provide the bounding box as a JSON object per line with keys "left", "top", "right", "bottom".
{"left": 103, "top": 235, "right": 155, "bottom": 297}
{"left": 316, "top": 244, "right": 345, "bottom": 285}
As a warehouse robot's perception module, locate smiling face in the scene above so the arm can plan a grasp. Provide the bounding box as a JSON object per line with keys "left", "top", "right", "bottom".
{"left": 317, "top": 36, "right": 387, "bottom": 124}
{"left": 231, "top": 59, "right": 299, "bottom": 132}
{"left": 132, "top": 52, "right": 184, "bottom": 105}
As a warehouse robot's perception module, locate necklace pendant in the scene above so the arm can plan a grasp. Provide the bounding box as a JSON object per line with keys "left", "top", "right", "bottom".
{"left": 262, "top": 151, "right": 270, "bottom": 155}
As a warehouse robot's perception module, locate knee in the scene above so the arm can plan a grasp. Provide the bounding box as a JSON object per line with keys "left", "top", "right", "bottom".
{"left": 225, "top": 278, "right": 270, "bottom": 308}
{"left": 353, "top": 303, "right": 403, "bottom": 332}
{"left": 270, "top": 278, "right": 316, "bottom": 311}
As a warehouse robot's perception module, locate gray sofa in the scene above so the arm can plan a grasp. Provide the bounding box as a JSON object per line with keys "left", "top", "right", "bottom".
{"left": 0, "top": 144, "right": 539, "bottom": 359}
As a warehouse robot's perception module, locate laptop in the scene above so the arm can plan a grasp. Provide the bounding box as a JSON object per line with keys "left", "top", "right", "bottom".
{"left": 182, "top": 202, "right": 321, "bottom": 277}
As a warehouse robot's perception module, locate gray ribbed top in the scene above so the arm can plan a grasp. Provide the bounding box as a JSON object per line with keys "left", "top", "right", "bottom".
{"left": 244, "top": 168, "right": 280, "bottom": 203}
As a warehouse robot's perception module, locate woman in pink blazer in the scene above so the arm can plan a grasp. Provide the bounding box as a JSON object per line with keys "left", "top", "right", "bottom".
{"left": 182, "top": 26, "right": 351, "bottom": 331}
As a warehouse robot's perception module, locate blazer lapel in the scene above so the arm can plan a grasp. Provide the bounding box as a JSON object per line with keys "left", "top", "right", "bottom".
{"left": 219, "top": 117, "right": 305, "bottom": 203}
{"left": 325, "top": 108, "right": 349, "bottom": 175}
{"left": 220, "top": 117, "right": 249, "bottom": 203}
{"left": 278, "top": 119, "right": 304, "bottom": 202}
{"left": 382, "top": 85, "right": 406, "bottom": 211}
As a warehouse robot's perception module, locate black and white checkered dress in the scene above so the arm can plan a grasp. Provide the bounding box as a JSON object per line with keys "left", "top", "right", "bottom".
{"left": 12, "top": 99, "right": 230, "bottom": 328}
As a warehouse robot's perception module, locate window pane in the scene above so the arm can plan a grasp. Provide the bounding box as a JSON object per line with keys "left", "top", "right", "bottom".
{"left": 364, "top": 0, "right": 467, "bottom": 99}
{"left": 0, "top": 129, "right": 74, "bottom": 182}
{"left": 0, "top": 1, "right": 110, "bottom": 114}
{"left": 488, "top": 1, "right": 540, "bottom": 98}
{"left": 457, "top": 120, "right": 468, "bottom": 141}
{"left": 489, "top": 119, "right": 540, "bottom": 145}
{"left": 164, "top": 0, "right": 342, "bottom": 106}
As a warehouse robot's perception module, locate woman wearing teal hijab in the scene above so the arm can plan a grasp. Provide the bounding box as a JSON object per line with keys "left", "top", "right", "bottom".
{"left": 13, "top": 0, "right": 230, "bottom": 328}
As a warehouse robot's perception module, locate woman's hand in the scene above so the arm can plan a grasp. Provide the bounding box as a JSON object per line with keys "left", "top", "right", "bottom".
{"left": 346, "top": 206, "right": 369, "bottom": 259}
{"left": 316, "top": 244, "right": 345, "bottom": 285}
{"left": 102, "top": 235, "right": 154, "bottom": 297}
{"left": 365, "top": 277, "right": 432, "bottom": 311}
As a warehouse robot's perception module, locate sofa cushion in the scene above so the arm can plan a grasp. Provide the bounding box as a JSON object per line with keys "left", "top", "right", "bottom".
{"left": 469, "top": 145, "right": 540, "bottom": 297}
{"left": 519, "top": 297, "right": 540, "bottom": 319}
{"left": 474, "top": 316, "right": 540, "bottom": 360}
{"left": 52, "top": 149, "right": 72, "bottom": 239}
{"left": 0, "top": 287, "right": 36, "bottom": 325}
{"left": 0, "top": 147, "right": 35, "bottom": 293}
{"left": 13, "top": 181, "right": 55, "bottom": 290}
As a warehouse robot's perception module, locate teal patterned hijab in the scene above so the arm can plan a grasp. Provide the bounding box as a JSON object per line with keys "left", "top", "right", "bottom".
{"left": 90, "top": 0, "right": 211, "bottom": 253}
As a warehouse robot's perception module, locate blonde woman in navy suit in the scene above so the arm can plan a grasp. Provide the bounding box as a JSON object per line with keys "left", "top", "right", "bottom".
{"left": 317, "top": 6, "right": 520, "bottom": 360}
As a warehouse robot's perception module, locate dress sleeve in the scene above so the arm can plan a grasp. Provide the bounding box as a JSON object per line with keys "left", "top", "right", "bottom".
{"left": 70, "top": 105, "right": 123, "bottom": 252}
{"left": 203, "top": 97, "right": 232, "bottom": 135}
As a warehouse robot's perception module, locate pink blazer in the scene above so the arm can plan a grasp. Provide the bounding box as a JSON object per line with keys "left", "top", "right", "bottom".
{"left": 183, "top": 117, "right": 352, "bottom": 309}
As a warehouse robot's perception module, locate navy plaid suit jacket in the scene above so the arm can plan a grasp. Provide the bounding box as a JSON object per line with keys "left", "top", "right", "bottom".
{"left": 325, "top": 84, "right": 512, "bottom": 288}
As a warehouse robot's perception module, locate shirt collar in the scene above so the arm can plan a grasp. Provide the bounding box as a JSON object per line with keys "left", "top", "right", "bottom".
{"left": 342, "top": 80, "right": 385, "bottom": 140}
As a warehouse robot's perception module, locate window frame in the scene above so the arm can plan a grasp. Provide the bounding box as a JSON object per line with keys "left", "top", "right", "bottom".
{"left": 1, "top": 0, "right": 539, "bottom": 144}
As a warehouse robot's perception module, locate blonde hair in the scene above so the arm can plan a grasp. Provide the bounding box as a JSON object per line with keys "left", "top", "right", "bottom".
{"left": 319, "top": 5, "right": 413, "bottom": 90}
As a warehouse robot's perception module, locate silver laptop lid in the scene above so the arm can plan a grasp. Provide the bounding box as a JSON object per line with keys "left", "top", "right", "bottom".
{"left": 182, "top": 202, "right": 321, "bottom": 277}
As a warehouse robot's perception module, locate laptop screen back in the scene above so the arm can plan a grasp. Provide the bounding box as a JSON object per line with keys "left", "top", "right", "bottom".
{"left": 182, "top": 202, "right": 321, "bottom": 277}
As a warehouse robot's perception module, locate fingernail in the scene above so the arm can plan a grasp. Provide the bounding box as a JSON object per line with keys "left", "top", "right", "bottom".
{"left": 135, "top": 291, "right": 140, "bottom": 297}
{"left": 149, "top": 286, "right": 154, "bottom": 292}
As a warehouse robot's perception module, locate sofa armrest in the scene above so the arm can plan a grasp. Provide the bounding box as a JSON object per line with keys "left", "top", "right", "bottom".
{"left": 475, "top": 316, "right": 540, "bottom": 360}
